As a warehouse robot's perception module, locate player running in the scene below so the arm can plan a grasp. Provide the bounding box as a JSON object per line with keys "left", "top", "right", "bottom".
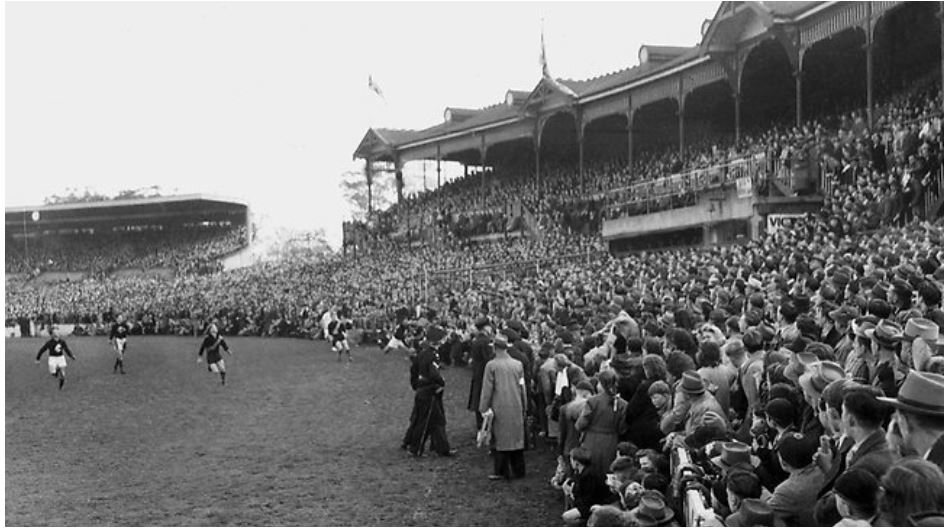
{"left": 383, "top": 319, "right": 410, "bottom": 355}
{"left": 197, "top": 324, "right": 232, "bottom": 385}
{"left": 109, "top": 314, "right": 131, "bottom": 374}
{"left": 35, "top": 327, "right": 77, "bottom": 390}
{"left": 329, "top": 318, "right": 353, "bottom": 362}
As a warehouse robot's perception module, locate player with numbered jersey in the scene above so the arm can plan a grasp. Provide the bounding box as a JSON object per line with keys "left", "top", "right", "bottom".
{"left": 35, "top": 328, "right": 77, "bottom": 390}
{"left": 197, "top": 324, "right": 232, "bottom": 385}
{"left": 109, "top": 314, "right": 131, "bottom": 374}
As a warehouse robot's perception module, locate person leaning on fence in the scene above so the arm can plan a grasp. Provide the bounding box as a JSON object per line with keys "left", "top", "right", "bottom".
{"left": 561, "top": 446, "right": 615, "bottom": 526}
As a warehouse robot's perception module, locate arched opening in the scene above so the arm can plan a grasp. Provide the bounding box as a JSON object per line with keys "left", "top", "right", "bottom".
{"left": 801, "top": 27, "right": 867, "bottom": 120}
{"left": 540, "top": 111, "right": 579, "bottom": 168}
{"left": 631, "top": 98, "right": 680, "bottom": 167}
{"left": 683, "top": 80, "right": 735, "bottom": 154}
{"left": 584, "top": 113, "right": 629, "bottom": 166}
{"left": 740, "top": 38, "right": 795, "bottom": 133}
{"left": 873, "top": 2, "right": 943, "bottom": 100}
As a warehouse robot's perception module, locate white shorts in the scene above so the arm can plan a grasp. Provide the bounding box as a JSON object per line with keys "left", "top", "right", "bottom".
{"left": 48, "top": 356, "right": 67, "bottom": 374}
{"left": 386, "top": 337, "right": 405, "bottom": 349}
{"left": 113, "top": 337, "right": 127, "bottom": 354}
{"left": 210, "top": 360, "right": 225, "bottom": 373}
{"left": 333, "top": 339, "right": 350, "bottom": 351}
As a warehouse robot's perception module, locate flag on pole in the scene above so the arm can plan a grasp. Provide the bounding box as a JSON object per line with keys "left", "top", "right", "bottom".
{"left": 539, "top": 22, "right": 577, "bottom": 98}
{"left": 367, "top": 74, "right": 386, "bottom": 102}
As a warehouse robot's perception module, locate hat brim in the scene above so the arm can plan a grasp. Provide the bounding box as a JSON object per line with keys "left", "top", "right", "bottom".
{"left": 628, "top": 508, "right": 675, "bottom": 526}
{"left": 710, "top": 454, "right": 760, "bottom": 469}
{"left": 878, "top": 396, "right": 945, "bottom": 417}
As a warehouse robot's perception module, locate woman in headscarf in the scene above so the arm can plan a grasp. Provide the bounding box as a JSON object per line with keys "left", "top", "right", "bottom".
{"left": 576, "top": 370, "right": 628, "bottom": 476}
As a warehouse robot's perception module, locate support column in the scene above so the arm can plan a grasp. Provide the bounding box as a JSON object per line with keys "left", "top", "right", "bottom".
{"left": 865, "top": 4, "right": 874, "bottom": 128}
{"left": 794, "top": 49, "right": 805, "bottom": 127}
{"left": 627, "top": 107, "right": 634, "bottom": 178}
{"left": 577, "top": 117, "right": 585, "bottom": 193}
{"left": 463, "top": 164, "right": 468, "bottom": 178}
{"left": 436, "top": 144, "right": 442, "bottom": 188}
{"left": 678, "top": 76, "right": 686, "bottom": 159}
{"left": 365, "top": 160, "right": 374, "bottom": 214}
{"left": 534, "top": 117, "right": 542, "bottom": 198}
{"left": 734, "top": 92, "right": 742, "bottom": 144}
{"left": 480, "top": 133, "right": 487, "bottom": 193}
{"left": 394, "top": 155, "right": 404, "bottom": 203}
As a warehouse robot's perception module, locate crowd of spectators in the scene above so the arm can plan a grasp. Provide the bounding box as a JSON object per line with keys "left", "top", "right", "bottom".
{"left": 5, "top": 225, "right": 246, "bottom": 277}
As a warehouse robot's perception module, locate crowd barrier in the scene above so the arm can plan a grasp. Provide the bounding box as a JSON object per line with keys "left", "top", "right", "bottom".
{"left": 673, "top": 447, "right": 714, "bottom": 527}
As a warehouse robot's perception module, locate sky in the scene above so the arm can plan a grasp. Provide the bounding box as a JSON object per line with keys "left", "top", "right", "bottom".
{"left": 5, "top": 1, "right": 719, "bottom": 248}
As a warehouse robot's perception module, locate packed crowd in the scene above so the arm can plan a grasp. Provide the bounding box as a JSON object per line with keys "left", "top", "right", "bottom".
{"left": 390, "top": 210, "right": 944, "bottom": 527}
{"left": 5, "top": 225, "right": 246, "bottom": 277}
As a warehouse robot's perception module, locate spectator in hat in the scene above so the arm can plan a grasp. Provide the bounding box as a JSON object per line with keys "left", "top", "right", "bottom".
{"left": 585, "top": 505, "right": 628, "bottom": 527}
{"left": 479, "top": 335, "right": 527, "bottom": 480}
{"left": 767, "top": 432, "right": 825, "bottom": 526}
{"left": 829, "top": 305, "right": 859, "bottom": 368}
{"left": 880, "top": 371, "right": 944, "bottom": 469}
{"left": 625, "top": 490, "right": 677, "bottom": 527}
{"left": 798, "top": 360, "right": 845, "bottom": 437}
{"left": 660, "top": 371, "right": 728, "bottom": 439}
{"left": 846, "top": 317, "right": 877, "bottom": 383}
{"left": 899, "top": 317, "right": 943, "bottom": 372}
{"left": 866, "top": 320, "right": 908, "bottom": 397}
{"left": 833, "top": 468, "right": 881, "bottom": 527}
{"left": 467, "top": 320, "right": 494, "bottom": 430}
{"left": 739, "top": 329, "right": 767, "bottom": 418}
{"left": 875, "top": 459, "right": 945, "bottom": 527}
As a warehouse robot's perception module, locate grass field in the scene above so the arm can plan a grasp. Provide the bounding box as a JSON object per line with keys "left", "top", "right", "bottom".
{"left": 5, "top": 336, "right": 562, "bottom": 526}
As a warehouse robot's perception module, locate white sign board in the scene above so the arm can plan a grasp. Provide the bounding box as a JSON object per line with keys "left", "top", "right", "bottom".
{"left": 766, "top": 213, "right": 805, "bottom": 233}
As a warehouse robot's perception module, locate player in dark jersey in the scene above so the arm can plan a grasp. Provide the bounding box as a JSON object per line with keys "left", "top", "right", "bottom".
{"left": 383, "top": 320, "right": 410, "bottom": 355}
{"left": 35, "top": 327, "right": 77, "bottom": 390}
{"left": 109, "top": 314, "right": 131, "bottom": 374}
{"left": 330, "top": 318, "right": 352, "bottom": 362}
{"left": 197, "top": 324, "right": 232, "bottom": 385}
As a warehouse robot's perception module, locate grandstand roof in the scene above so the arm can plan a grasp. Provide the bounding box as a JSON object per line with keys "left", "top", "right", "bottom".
{"left": 353, "top": 1, "right": 834, "bottom": 160}
{"left": 6, "top": 194, "right": 248, "bottom": 229}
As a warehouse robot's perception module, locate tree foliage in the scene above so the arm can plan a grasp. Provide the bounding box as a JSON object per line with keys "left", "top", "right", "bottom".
{"left": 339, "top": 169, "right": 395, "bottom": 221}
{"left": 43, "top": 186, "right": 164, "bottom": 205}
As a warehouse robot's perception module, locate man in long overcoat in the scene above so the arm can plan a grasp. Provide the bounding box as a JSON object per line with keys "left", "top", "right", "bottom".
{"left": 479, "top": 335, "right": 527, "bottom": 480}
{"left": 467, "top": 319, "right": 493, "bottom": 429}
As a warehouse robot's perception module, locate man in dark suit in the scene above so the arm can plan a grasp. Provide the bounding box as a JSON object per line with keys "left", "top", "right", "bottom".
{"left": 467, "top": 318, "right": 493, "bottom": 430}
{"left": 880, "top": 371, "right": 944, "bottom": 470}
{"left": 814, "top": 388, "right": 895, "bottom": 525}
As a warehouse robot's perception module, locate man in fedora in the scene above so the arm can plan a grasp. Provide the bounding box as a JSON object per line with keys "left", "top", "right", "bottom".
{"left": 479, "top": 335, "right": 527, "bottom": 480}
{"left": 866, "top": 320, "right": 908, "bottom": 397}
{"left": 625, "top": 490, "right": 676, "bottom": 527}
{"left": 829, "top": 305, "right": 859, "bottom": 368}
{"left": 880, "top": 371, "right": 944, "bottom": 469}
{"left": 898, "top": 317, "right": 944, "bottom": 372}
{"left": 659, "top": 371, "right": 727, "bottom": 439}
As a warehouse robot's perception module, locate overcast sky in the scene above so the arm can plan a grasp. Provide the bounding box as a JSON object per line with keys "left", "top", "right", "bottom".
{"left": 5, "top": 1, "right": 718, "bottom": 247}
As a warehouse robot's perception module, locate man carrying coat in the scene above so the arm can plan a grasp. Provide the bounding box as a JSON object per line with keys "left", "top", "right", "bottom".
{"left": 480, "top": 335, "right": 527, "bottom": 480}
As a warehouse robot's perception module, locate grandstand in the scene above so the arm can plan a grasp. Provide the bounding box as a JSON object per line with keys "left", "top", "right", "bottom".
{"left": 350, "top": 1, "right": 943, "bottom": 254}
{"left": 5, "top": 194, "right": 251, "bottom": 280}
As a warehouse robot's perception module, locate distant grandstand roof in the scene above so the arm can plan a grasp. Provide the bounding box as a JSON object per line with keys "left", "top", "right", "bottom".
{"left": 5, "top": 194, "right": 248, "bottom": 229}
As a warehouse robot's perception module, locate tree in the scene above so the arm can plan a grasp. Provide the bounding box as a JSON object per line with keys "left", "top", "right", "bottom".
{"left": 43, "top": 186, "right": 164, "bottom": 205}
{"left": 339, "top": 168, "right": 395, "bottom": 221}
